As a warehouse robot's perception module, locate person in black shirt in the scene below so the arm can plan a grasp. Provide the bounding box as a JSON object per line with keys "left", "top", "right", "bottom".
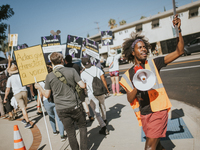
{"left": 64, "top": 55, "right": 95, "bottom": 122}
{"left": 120, "top": 15, "right": 184, "bottom": 150}
{"left": 64, "top": 55, "right": 82, "bottom": 75}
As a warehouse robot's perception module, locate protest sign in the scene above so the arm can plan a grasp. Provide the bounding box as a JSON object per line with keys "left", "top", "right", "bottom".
{"left": 66, "top": 35, "right": 83, "bottom": 58}
{"left": 42, "top": 45, "right": 65, "bottom": 62}
{"left": 82, "top": 38, "right": 101, "bottom": 68}
{"left": 101, "top": 31, "right": 113, "bottom": 46}
{"left": 9, "top": 34, "right": 18, "bottom": 47}
{"left": 41, "top": 35, "right": 61, "bottom": 47}
{"left": 14, "top": 45, "right": 48, "bottom": 86}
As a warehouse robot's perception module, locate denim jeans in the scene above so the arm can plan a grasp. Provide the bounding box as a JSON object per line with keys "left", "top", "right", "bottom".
{"left": 43, "top": 100, "right": 64, "bottom": 136}
{"left": 57, "top": 104, "right": 88, "bottom": 150}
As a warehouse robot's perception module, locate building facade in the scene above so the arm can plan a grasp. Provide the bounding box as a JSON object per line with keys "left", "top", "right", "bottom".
{"left": 89, "top": 1, "right": 200, "bottom": 59}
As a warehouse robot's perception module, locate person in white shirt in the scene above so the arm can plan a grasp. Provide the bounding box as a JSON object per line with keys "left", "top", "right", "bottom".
{"left": 106, "top": 50, "right": 123, "bottom": 96}
{"left": 81, "top": 57, "right": 110, "bottom": 135}
{"left": 4, "top": 61, "right": 31, "bottom": 129}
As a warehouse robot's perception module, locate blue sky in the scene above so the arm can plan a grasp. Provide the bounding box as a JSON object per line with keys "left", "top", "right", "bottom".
{"left": 0, "top": 0, "right": 197, "bottom": 47}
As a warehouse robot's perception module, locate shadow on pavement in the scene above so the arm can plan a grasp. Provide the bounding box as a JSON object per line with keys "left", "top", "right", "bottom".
{"left": 106, "top": 103, "right": 126, "bottom": 124}
{"left": 87, "top": 124, "right": 114, "bottom": 150}
{"left": 38, "top": 144, "right": 46, "bottom": 150}
{"left": 87, "top": 103, "right": 125, "bottom": 149}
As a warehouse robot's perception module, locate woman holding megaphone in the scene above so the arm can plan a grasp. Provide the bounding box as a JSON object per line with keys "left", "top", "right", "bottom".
{"left": 119, "top": 15, "right": 184, "bottom": 150}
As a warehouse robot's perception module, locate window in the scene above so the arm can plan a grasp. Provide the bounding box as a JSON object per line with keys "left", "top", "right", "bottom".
{"left": 189, "top": 7, "right": 199, "bottom": 18}
{"left": 152, "top": 19, "right": 159, "bottom": 29}
{"left": 136, "top": 24, "right": 142, "bottom": 32}
{"left": 119, "top": 31, "right": 122, "bottom": 35}
{"left": 124, "top": 30, "right": 128, "bottom": 33}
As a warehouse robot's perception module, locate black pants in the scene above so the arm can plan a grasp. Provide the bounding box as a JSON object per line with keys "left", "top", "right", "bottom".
{"left": 1, "top": 93, "right": 13, "bottom": 113}
{"left": 57, "top": 105, "right": 88, "bottom": 150}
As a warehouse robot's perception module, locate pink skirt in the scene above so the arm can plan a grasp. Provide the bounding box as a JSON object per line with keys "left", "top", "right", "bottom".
{"left": 141, "top": 110, "right": 168, "bottom": 138}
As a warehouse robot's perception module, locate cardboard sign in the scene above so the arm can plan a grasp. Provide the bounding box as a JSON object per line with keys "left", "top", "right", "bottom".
{"left": 66, "top": 35, "right": 83, "bottom": 58}
{"left": 81, "top": 38, "right": 101, "bottom": 68}
{"left": 9, "top": 34, "right": 18, "bottom": 47}
{"left": 14, "top": 45, "right": 48, "bottom": 86}
{"left": 101, "top": 31, "right": 113, "bottom": 46}
{"left": 82, "top": 38, "right": 100, "bottom": 59}
{"left": 42, "top": 45, "right": 65, "bottom": 62}
{"left": 41, "top": 35, "right": 61, "bottom": 47}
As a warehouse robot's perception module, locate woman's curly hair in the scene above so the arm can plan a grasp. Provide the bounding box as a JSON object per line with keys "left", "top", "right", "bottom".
{"left": 122, "top": 32, "right": 151, "bottom": 62}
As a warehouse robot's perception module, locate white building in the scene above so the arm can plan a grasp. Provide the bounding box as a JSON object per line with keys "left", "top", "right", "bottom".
{"left": 89, "top": 1, "right": 200, "bottom": 59}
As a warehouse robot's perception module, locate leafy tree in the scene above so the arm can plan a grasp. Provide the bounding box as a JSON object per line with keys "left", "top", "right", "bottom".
{"left": 0, "top": 4, "right": 14, "bottom": 42}
{"left": 87, "top": 33, "right": 90, "bottom": 38}
{"left": 119, "top": 20, "right": 126, "bottom": 26}
{"left": 108, "top": 19, "right": 117, "bottom": 29}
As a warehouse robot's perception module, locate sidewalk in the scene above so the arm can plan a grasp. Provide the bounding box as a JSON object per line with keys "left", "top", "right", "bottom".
{"left": 0, "top": 94, "right": 200, "bottom": 150}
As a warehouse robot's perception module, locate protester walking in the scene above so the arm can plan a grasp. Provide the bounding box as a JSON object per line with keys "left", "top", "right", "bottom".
{"left": 119, "top": 15, "right": 184, "bottom": 150}
{"left": 81, "top": 57, "right": 110, "bottom": 135}
{"left": 4, "top": 61, "right": 31, "bottom": 128}
{"left": 35, "top": 52, "right": 88, "bottom": 150}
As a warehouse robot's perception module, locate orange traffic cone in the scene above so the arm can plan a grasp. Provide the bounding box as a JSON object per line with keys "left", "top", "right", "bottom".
{"left": 14, "top": 125, "right": 26, "bottom": 150}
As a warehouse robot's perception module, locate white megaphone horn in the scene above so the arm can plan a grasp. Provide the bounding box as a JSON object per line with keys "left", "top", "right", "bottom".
{"left": 132, "top": 65, "right": 156, "bottom": 91}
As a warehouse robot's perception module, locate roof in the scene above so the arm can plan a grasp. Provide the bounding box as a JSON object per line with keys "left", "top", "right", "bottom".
{"left": 89, "top": 1, "right": 200, "bottom": 40}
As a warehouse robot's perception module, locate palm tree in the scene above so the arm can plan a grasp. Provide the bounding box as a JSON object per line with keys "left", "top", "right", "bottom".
{"left": 140, "top": 16, "right": 146, "bottom": 19}
{"left": 108, "top": 19, "right": 117, "bottom": 29}
{"left": 119, "top": 20, "right": 126, "bottom": 26}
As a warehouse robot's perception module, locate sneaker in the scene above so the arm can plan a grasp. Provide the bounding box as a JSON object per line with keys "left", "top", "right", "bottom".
{"left": 14, "top": 113, "right": 19, "bottom": 119}
{"left": 113, "top": 93, "right": 117, "bottom": 96}
{"left": 61, "top": 135, "right": 66, "bottom": 142}
{"left": 1, "top": 115, "right": 6, "bottom": 119}
{"left": 8, "top": 116, "right": 14, "bottom": 121}
{"left": 89, "top": 116, "right": 95, "bottom": 122}
{"left": 25, "top": 122, "right": 32, "bottom": 129}
{"left": 99, "top": 126, "right": 109, "bottom": 135}
{"left": 53, "top": 131, "right": 59, "bottom": 135}
{"left": 36, "top": 112, "right": 43, "bottom": 115}
{"left": 21, "top": 119, "right": 27, "bottom": 124}
{"left": 116, "top": 93, "right": 123, "bottom": 96}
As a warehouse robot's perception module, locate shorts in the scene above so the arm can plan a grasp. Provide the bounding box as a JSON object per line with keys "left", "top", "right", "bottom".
{"left": 141, "top": 109, "right": 168, "bottom": 138}
{"left": 109, "top": 70, "right": 119, "bottom": 77}
{"left": 14, "top": 91, "right": 28, "bottom": 109}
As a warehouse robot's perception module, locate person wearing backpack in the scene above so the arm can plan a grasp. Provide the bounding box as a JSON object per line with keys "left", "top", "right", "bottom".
{"left": 81, "top": 57, "right": 110, "bottom": 135}
{"left": 35, "top": 52, "right": 88, "bottom": 150}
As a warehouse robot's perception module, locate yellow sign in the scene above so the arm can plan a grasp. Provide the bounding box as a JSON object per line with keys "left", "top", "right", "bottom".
{"left": 9, "top": 34, "right": 18, "bottom": 47}
{"left": 14, "top": 45, "right": 48, "bottom": 86}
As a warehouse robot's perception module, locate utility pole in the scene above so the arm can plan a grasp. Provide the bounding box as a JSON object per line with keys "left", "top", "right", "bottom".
{"left": 8, "top": 24, "right": 10, "bottom": 53}
{"left": 94, "top": 22, "right": 100, "bottom": 33}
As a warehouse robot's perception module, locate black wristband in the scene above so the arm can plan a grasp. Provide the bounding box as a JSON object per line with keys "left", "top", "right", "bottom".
{"left": 179, "top": 29, "right": 181, "bottom": 33}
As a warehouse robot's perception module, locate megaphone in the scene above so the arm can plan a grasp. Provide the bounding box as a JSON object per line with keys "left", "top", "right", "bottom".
{"left": 132, "top": 68, "right": 156, "bottom": 91}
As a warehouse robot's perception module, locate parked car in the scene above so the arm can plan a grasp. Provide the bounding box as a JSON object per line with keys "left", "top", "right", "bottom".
{"left": 119, "top": 57, "right": 128, "bottom": 65}
{"left": 184, "top": 37, "right": 200, "bottom": 56}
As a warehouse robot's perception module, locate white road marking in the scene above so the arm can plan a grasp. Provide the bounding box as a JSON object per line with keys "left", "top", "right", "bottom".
{"left": 161, "top": 65, "right": 200, "bottom": 72}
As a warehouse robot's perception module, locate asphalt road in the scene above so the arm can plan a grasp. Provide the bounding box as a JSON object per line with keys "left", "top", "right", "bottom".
{"left": 104, "top": 57, "right": 200, "bottom": 109}
{"left": 161, "top": 58, "right": 200, "bottom": 109}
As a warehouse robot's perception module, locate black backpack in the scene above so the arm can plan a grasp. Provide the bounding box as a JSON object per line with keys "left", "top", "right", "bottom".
{"left": 84, "top": 67, "right": 107, "bottom": 96}
{"left": 0, "top": 71, "right": 8, "bottom": 92}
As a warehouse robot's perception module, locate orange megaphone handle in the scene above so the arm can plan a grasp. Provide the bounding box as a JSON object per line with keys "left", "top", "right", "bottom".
{"left": 134, "top": 65, "right": 143, "bottom": 73}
